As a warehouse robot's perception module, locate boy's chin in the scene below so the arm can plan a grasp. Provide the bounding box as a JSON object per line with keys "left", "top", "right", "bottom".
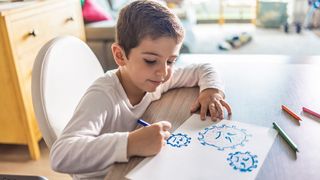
{"left": 145, "top": 85, "right": 160, "bottom": 93}
{"left": 145, "top": 88, "right": 157, "bottom": 93}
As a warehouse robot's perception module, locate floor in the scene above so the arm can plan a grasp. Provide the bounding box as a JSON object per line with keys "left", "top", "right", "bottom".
{"left": 0, "top": 140, "right": 71, "bottom": 179}
{"left": 0, "top": 23, "right": 319, "bottom": 179}
{"left": 191, "top": 24, "right": 320, "bottom": 56}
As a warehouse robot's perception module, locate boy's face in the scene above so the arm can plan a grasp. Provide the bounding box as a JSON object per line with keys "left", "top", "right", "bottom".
{"left": 121, "top": 36, "right": 182, "bottom": 93}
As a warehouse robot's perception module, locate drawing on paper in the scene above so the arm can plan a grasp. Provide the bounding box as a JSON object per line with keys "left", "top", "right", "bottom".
{"left": 198, "top": 124, "right": 250, "bottom": 150}
{"left": 227, "top": 151, "right": 258, "bottom": 172}
{"left": 167, "top": 133, "right": 191, "bottom": 148}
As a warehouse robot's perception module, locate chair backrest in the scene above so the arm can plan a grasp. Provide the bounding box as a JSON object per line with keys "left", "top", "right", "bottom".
{"left": 32, "top": 36, "right": 104, "bottom": 149}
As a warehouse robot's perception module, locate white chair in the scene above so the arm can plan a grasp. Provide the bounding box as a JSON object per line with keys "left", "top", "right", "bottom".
{"left": 32, "top": 36, "right": 104, "bottom": 149}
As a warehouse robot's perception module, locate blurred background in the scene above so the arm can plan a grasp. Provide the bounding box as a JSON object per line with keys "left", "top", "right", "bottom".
{"left": 78, "top": 0, "right": 320, "bottom": 71}
{"left": 164, "top": 0, "right": 320, "bottom": 56}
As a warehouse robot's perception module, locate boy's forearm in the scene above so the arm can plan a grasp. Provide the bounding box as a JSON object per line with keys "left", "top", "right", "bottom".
{"left": 197, "top": 63, "right": 225, "bottom": 93}
{"left": 50, "top": 132, "right": 128, "bottom": 174}
{"left": 161, "top": 63, "right": 224, "bottom": 93}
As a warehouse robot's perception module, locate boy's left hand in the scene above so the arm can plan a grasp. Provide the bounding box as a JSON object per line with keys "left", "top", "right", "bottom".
{"left": 190, "top": 88, "right": 232, "bottom": 121}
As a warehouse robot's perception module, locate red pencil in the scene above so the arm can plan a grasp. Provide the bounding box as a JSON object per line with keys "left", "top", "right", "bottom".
{"left": 302, "top": 107, "right": 320, "bottom": 119}
{"left": 281, "top": 105, "right": 302, "bottom": 121}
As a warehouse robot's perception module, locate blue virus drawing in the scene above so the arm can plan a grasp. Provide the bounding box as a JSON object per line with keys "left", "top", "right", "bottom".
{"left": 227, "top": 151, "right": 258, "bottom": 172}
{"left": 167, "top": 133, "right": 191, "bottom": 148}
{"left": 198, "top": 124, "right": 251, "bottom": 150}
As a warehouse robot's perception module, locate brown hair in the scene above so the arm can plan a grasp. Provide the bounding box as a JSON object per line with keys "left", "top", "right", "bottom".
{"left": 116, "top": 0, "right": 185, "bottom": 57}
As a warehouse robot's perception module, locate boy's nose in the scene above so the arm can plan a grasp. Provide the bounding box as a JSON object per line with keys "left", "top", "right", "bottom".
{"left": 156, "top": 63, "right": 168, "bottom": 78}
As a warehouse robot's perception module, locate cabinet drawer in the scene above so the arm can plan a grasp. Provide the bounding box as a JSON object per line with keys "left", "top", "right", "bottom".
{"left": 10, "top": 3, "right": 82, "bottom": 57}
{"left": 49, "top": 3, "right": 83, "bottom": 36}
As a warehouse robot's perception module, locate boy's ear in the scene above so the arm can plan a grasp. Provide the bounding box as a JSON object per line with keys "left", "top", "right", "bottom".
{"left": 111, "top": 43, "right": 127, "bottom": 66}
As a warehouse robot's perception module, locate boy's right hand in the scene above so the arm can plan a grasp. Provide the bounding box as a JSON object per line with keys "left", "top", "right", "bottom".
{"left": 127, "top": 121, "right": 171, "bottom": 158}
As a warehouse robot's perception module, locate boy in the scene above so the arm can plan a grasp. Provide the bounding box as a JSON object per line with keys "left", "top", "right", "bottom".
{"left": 50, "top": 0, "right": 232, "bottom": 179}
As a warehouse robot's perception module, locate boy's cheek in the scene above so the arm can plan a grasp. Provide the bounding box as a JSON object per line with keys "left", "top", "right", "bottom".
{"left": 163, "top": 71, "right": 173, "bottom": 82}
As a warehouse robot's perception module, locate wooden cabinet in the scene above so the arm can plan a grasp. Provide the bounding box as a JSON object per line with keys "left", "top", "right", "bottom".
{"left": 0, "top": 0, "right": 85, "bottom": 160}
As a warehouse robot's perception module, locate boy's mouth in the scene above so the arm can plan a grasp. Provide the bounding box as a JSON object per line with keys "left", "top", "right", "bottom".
{"left": 148, "top": 79, "right": 163, "bottom": 86}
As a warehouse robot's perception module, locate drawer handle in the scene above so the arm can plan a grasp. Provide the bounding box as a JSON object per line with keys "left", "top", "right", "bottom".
{"left": 28, "top": 29, "right": 38, "bottom": 37}
{"left": 66, "top": 17, "right": 74, "bottom": 22}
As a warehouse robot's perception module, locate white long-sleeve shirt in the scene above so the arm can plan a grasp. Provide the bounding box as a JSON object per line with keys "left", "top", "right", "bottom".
{"left": 50, "top": 63, "right": 224, "bottom": 179}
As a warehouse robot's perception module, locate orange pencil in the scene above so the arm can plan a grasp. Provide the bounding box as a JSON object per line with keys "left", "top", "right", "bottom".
{"left": 281, "top": 105, "right": 302, "bottom": 121}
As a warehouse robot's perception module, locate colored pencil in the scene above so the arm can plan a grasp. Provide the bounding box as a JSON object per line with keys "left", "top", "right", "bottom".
{"left": 302, "top": 107, "right": 320, "bottom": 119}
{"left": 273, "top": 122, "right": 299, "bottom": 152}
{"left": 281, "top": 105, "right": 302, "bottom": 121}
{"left": 137, "top": 119, "right": 151, "bottom": 127}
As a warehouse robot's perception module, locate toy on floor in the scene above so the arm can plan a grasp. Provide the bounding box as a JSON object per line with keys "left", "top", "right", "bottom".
{"left": 218, "top": 32, "right": 252, "bottom": 51}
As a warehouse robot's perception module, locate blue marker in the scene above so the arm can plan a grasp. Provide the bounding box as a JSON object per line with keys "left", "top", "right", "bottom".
{"left": 137, "top": 119, "right": 151, "bottom": 127}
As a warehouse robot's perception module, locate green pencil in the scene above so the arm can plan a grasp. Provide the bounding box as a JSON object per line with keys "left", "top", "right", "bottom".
{"left": 273, "top": 122, "right": 299, "bottom": 152}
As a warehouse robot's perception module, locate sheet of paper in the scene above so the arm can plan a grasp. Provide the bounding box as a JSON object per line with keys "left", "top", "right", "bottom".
{"left": 126, "top": 114, "right": 277, "bottom": 180}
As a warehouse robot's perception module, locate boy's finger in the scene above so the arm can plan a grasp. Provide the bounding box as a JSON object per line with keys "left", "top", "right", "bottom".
{"left": 161, "top": 131, "right": 171, "bottom": 140}
{"left": 159, "top": 121, "right": 172, "bottom": 131}
{"left": 209, "top": 103, "right": 218, "bottom": 121}
{"left": 162, "top": 141, "right": 166, "bottom": 147}
{"left": 214, "top": 100, "right": 224, "bottom": 119}
{"left": 200, "top": 104, "right": 208, "bottom": 120}
{"left": 220, "top": 100, "right": 232, "bottom": 114}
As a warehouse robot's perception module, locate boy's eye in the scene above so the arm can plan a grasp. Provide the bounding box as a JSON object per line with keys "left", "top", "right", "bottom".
{"left": 167, "top": 60, "right": 176, "bottom": 65}
{"left": 167, "top": 59, "right": 177, "bottom": 65}
{"left": 144, "top": 59, "right": 156, "bottom": 64}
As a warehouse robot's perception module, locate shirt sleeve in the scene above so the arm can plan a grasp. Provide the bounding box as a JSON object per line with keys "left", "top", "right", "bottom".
{"left": 50, "top": 90, "right": 128, "bottom": 174}
{"left": 160, "top": 63, "right": 225, "bottom": 94}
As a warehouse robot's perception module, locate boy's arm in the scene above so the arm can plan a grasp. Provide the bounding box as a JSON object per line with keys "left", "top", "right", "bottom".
{"left": 50, "top": 91, "right": 128, "bottom": 174}
{"left": 161, "top": 63, "right": 232, "bottom": 120}
{"left": 161, "top": 63, "right": 225, "bottom": 94}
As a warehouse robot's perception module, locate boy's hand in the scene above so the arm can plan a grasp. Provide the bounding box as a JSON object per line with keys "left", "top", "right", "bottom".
{"left": 190, "top": 88, "right": 232, "bottom": 121}
{"left": 127, "top": 121, "right": 171, "bottom": 158}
